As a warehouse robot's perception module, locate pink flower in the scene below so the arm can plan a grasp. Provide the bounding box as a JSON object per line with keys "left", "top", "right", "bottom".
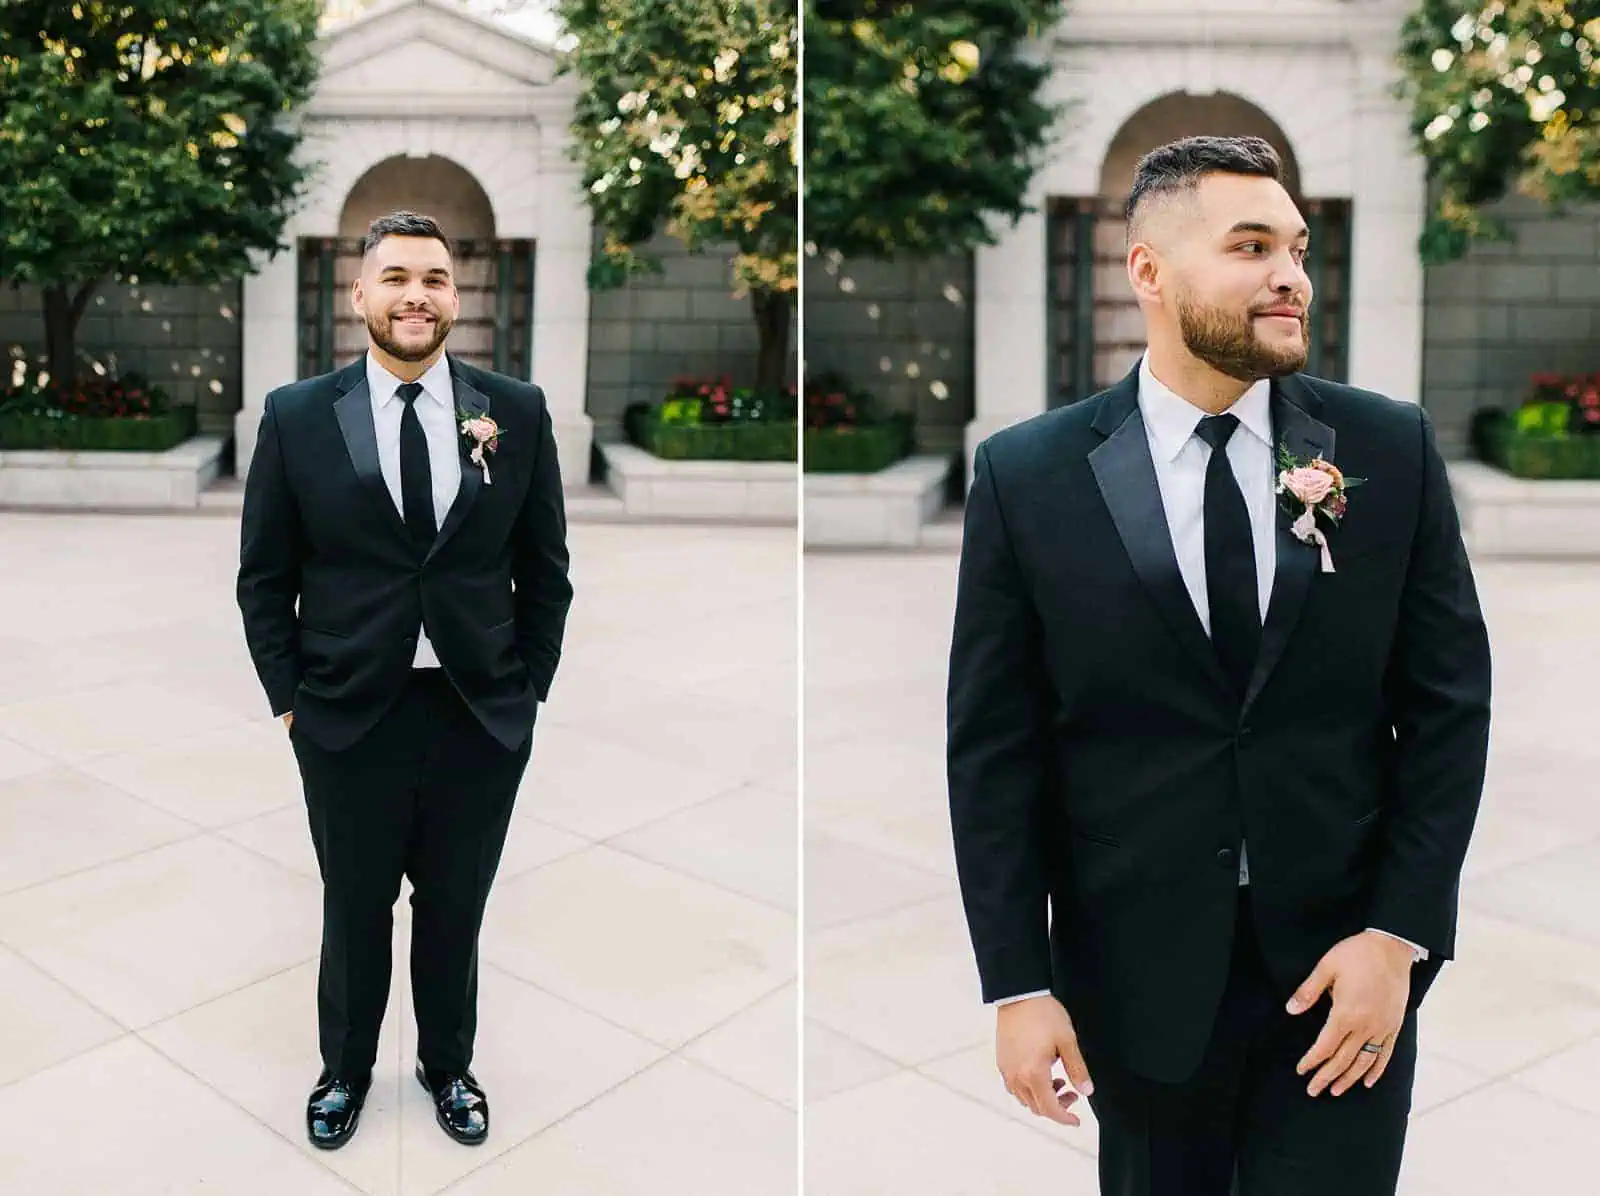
{"left": 1281, "top": 466, "right": 1335, "bottom": 506}
{"left": 463, "top": 417, "right": 498, "bottom": 447}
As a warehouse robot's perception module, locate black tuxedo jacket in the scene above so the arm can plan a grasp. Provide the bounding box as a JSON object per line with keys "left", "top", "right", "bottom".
{"left": 947, "top": 367, "right": 1491, "bottom": 1084}
{"left": 237, "top": 355, "right": 573, "bottom": 754}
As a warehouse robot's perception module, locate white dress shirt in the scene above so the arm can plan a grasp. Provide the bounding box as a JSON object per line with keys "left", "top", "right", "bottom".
{"left": 367, "top": 350, "right": 461, "bottom": 669}
{"left": 993, "top": 355, "right": 1422, "bottom": 1007}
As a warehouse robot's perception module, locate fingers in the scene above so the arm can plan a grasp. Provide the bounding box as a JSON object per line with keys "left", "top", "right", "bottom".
{"left": 1306, "top": 1030, "right": 1365, "bottom": 1097}
{"left": 1057, "top": 1033, "right": 1095, "bottom": 1099}
{"left": 1328, "top": 1039, "right": 1382, "bottom": 1097}
{"left": 1363, "top": 1035, "right": 1396, "bottom": 1089}
{"left": 1286, "top": 960, "right": 1333, "bottom": 1015}
{"left": 1296, "top": 1013, "right": 1347, "bottom": 1078}
{"left": 1010, "top": 1065, "right": 1077, "bottom": 1125}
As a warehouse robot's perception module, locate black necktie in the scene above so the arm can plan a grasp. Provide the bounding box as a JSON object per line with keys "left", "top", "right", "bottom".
{"left": 1195, "top": 414, "right": 1260, "bottom": 698}
{"left": 396, "top": 381, "right": 434, "bottom": 553}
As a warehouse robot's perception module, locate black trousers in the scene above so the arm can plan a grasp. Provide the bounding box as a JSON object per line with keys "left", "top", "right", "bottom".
{"left": 289, "top": 668, "right": 532, "bottom": 1080}
{"left": 1084, "top": 891, "right": 1417, "bottom": 1196}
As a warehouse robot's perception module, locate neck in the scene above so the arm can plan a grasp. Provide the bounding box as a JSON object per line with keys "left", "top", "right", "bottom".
{"left": 369, "top": 343, "right": 443, "bottom": 383}
{"left": 1144, "top": 340, "right": 1252, "bottom": 416}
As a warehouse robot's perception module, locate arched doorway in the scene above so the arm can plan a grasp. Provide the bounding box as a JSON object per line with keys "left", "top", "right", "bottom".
{"left": 295, "top": 154, "right": 537, "bottom": 379}
{"left": 1045, "top": 93, "right": 1352, "bottom": 406}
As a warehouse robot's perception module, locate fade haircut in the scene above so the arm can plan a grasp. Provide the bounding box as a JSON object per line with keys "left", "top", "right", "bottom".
{"left": 360, "top": 210, "right": 453, "bottom": 261}
{"left": 1125, "top": 136, "right": 1284, "bottom": 247}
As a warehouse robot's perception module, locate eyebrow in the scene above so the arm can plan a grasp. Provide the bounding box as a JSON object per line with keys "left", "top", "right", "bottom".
{"left": 377, "top": 264, "right": 451, "bottom": 276}
{"left": 1227, "top": 221, "right": 1310, "bottom": 241}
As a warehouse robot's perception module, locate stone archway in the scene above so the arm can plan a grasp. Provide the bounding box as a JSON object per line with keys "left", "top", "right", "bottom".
{"left": 234, "top": 0, "right": 594, "bottom": 488}
{"left": 296, "top": 155, "right": 527, "bottom": 375}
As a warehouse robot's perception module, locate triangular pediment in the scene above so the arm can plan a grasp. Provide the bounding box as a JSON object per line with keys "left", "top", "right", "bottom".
{"left": 316, "top": 0, "right": 559, "bottom": 97}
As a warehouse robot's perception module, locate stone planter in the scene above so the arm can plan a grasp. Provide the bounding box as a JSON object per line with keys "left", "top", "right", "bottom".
{"left": 1448, "top": 461, "right": 1600, "bottom": 557}
{"left": 804, "top": 455, "right": 954, "bottom": 548}
{"left": 0, "top": 436, "right": 226, "bottom": 510}
{"left": 599, "top": 442, "right": 796, "bottom": 522}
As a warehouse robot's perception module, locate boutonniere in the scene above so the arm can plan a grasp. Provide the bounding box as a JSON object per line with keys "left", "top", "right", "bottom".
{"left": 1275, "top": 445, "right": 1364, "bottom": 574}
{"left": 458, "top": 412, "right": 502, "bottom": 485}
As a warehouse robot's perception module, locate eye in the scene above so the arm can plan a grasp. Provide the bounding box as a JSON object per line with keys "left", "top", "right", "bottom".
{"left": 1238, "top": 241, "right": 1265, "bottom": 254}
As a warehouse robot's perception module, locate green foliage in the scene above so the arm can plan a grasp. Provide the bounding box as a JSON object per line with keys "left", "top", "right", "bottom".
{"left": 803, "top": 0, "right": 1066, "bottom": 259}
{"left": 554, "top": 0, "right": 797, "bottom": 297}
{"left": 0, "top": 0, "right": 321, "bottom": 386}
{"left": 0, "top": 0, "right": 321, "bottom": 287}
{"left": 1395, "top": 1, "right": 1600, "bottom": 264}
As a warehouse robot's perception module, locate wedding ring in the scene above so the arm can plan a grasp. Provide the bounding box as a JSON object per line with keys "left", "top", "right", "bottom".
{"left": 1359, "top": 1042, "right": 1383, "bottom": 1054}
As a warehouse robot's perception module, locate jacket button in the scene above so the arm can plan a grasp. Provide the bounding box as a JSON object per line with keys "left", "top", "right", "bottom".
{"left": 1216, "top": 848, "right": 1237, "bottom": 869}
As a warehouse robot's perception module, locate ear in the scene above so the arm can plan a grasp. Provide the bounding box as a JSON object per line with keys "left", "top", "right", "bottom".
{"left": 1127, "top": 243, "right": 1161, "bottom": 303}
{"left": 350, "top": 277, "right": 365, "bottom": 315}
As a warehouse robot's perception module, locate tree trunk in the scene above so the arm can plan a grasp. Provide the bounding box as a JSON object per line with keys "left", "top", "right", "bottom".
{"left": 41, "top": 281, "right": 98, "bottom": 391}
{"left": 751, "top": 288, "right": 792, "bottom": 398}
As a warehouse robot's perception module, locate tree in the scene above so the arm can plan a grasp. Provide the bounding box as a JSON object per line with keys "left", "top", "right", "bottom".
{"left": 0, "top": 0, "right": 321, "bottom": 390}
{"left": 1395, "top": 0, "right": 1600, "bottom": 264}
{"left": 803, "top": 0, "right": 1066, "bottom": 260}
{"left": 554, "top": 0, "right": 797, "bottom": 396}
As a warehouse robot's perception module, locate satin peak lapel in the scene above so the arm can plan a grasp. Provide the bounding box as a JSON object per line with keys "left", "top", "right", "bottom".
{"left": 333, "top": 376, "right": 409, "bottom": 542}
{"left": 1089, "top": 383, "right": 1232, "bottom": 696}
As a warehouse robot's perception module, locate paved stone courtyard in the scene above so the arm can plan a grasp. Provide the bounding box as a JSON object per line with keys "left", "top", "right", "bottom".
{"left": 804, "top": 548, "right": 1600, "bottom": 1195}
{"left": 0, "top": 515, "right": 795, "bottom": 1195}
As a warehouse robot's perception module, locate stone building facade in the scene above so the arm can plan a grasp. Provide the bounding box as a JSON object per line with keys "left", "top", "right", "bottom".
{"left": 802, "top": 0, "right": 1600, "bottom": 478}
{"left": 1, "top": 0, "right": 785, "bottom": 487}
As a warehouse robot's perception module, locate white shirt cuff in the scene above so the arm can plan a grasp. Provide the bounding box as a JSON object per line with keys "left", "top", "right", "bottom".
{"left": 1365, "top": 927, "right": 1428, "bottom": 962}
{"left": 990, "top": 989, "right": 1052, "bottom": 1006}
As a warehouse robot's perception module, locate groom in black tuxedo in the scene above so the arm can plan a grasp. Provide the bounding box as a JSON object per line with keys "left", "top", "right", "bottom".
{"left": 947, "top": 137, "right": 1491, "bottom": 1195}
{"left": 237, "top": 210, "right": 572, "bottom": 1149}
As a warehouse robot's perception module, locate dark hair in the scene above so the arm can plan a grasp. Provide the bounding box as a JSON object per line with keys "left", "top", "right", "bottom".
{"left": 1125, "top": 136, "right": 1283, "bottom": 233}
{"left": 359, "top": 210, "right": 452, "bottom": 259}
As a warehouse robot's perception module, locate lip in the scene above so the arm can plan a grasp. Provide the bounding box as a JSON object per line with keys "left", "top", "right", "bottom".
{"left": 394, "top": 314, "right": 435, "bottom": 326}
{"left": 1255, "top": 310, "right": 1303, "bottom": 321}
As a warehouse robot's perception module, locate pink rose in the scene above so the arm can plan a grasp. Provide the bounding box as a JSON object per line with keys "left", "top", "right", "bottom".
{"left": 1281, "top": 466, "right": 1334, "bottom": 506}
{"left": 464, "top": 417, "right": 497, "bottom": 445}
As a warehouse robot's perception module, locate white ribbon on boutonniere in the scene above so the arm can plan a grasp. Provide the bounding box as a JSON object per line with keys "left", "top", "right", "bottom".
{"left": 458, "top": 412, "right": 502, "bottom": 485}
{"left": 1275, "top": 445, "right": 1364, "bottom": 573}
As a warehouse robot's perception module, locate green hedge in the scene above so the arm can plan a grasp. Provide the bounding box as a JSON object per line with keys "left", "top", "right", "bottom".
{"left": 0, "top": 406, "right": 197, "bottom": 452}
{"left": 1474, "top": 409, "right": 1600, "bottom": 479}
{"left": 634, "top": 412, "right": 796, "bottom": 462}
{"left": 803, "top": 413, "right": 912, "bottom": 473}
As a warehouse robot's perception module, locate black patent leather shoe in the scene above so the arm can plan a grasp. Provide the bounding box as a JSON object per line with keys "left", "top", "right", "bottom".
{"left": 306, "top": 1070, "right": 371, "bottom": 1150}
{"left": 415, "top": 1062, "right": 489, "bottom": 1145}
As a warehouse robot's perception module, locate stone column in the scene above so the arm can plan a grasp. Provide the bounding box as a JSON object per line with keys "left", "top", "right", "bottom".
{"left": 1345, "top": 46, "right": 1426, "bottom": 405}
{"left": 234, "top": 244, "right": 301, "bottom": 477}
{"left": 532, "top": 148, "right": 596, "bottom": 490}
{"left": 965, "top": 207, "right": 1051, "bottom": 485}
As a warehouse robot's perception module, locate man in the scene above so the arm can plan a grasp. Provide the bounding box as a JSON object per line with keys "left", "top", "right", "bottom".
{"left": 946, "top": 137, "right": 1491, "bottom": 1195}
{"left": 237, "top": 210, "right": 572, "bottom": 1150}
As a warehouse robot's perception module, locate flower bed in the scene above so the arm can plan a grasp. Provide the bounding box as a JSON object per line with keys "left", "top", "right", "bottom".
{"left": 1473, "top": 371, "right": 1600, "bottom": 480}
{"left": 624, "top": 374, "right": 797, "bottom": 462}
{"left": 0, "top": 373, "right": 196, "bottom": 452}
{"left": 802, "top": 372, "right": 913, "bottom": 473}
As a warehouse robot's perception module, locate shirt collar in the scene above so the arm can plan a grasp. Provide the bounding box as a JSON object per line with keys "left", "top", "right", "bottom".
{"left": 368, "top": 350, "right": 452, "bottom": 410}
{"left": 1137, "top": 353, "right": 1272, "bottom": 463}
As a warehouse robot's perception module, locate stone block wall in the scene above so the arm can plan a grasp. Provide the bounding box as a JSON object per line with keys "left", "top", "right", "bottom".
{"left": 1422, "top": 191, "right": 1600, "bottom": 457}
{"left": 801, "top": 251, "right": 975, "bottom": 454}
{"left": 0, "top": 279, "right": 244, "bottom": 435}
{"left": 584, "top": 230, "right": 799, "bottom": 436}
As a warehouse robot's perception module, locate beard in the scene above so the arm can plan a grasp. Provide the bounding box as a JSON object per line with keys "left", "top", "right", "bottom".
{"left": 367, "top": 305, "right": 453, "bottom": 362}
{"left": 1176, "top": 288, "right": 1308, "bottom": 383}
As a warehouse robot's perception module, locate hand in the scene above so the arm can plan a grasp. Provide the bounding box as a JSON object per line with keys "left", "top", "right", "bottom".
{"left": 1287, "top": 931, "right": 1412, "bottom": 1097}
{"left": 996, "top": 995, "right": 1094, "bottom": 1126}
{"left": 281, "top": 712, "right": 294, "bottom": 731}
